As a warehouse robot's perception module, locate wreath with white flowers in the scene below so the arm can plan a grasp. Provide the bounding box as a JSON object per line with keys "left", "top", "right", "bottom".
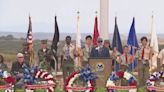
{"left": 146, "top": 71, "right": 164, "bottom": 92}
{"left": 106, "top": 71, "right": 137, "bottom": 92}
{"left": 18, "top": 65, "right": 56, "bottom": 92}
{"left": 65, "top": 66, "right": 96, "bottom": 92}
{"left": 0, "top": 70, "right": 15, "bottom": 92}
{"left": 25, "top": 70, "right": 56, "bottom": 92}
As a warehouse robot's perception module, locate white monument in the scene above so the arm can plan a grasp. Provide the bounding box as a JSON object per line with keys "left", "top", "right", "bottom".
{"left": 100, "top": 0, "right": 109, "bottom": 40}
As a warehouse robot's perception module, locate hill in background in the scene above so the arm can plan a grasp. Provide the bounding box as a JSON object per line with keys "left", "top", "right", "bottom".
{"left": 0, "top": 32, "right": 164, "bottom": 63}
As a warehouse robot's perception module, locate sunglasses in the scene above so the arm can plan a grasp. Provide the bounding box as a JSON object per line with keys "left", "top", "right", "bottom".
{"left": 98, "top": 41, "right": 103, "bottom": 43}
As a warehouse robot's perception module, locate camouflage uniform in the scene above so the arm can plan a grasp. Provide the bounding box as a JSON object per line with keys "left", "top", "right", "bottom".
{"left": 38, "top": 48, "right": 51, "bottom": 70}
{"left": 21, "top": 49, "right": 30, "bottom": 62}
{"left": 20, "top": 43, "right": 30, "bottom": 63}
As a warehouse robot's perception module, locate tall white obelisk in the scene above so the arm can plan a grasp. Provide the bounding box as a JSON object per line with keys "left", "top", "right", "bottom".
{"left": 100, "top": 0, "right": 109, "bottom": 40}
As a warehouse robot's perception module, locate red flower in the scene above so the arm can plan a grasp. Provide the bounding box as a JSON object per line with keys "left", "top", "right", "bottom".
{"left": 116, "top": 71, "right": 124, "bottom": 78}
{"left": 4, "top": 76, "right": 16, "bottom": 84}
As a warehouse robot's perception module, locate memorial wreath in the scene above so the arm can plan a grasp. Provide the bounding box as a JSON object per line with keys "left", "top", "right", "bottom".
{"left": 106, "top": 71, "right": 137, "bottom": 92}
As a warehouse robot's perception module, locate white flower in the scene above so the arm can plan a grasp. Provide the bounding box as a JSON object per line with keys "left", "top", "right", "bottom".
{"left": 106, "top": 79, "right": 115, "bottom": 86}
{"left": 124, "top": 72, "right": 133, "bottom": 80}
{"left": 3, "top": 71, "right": 9, "bottom": 78}
{"left": 87, "top": 81, "right": 91, "bottom": 87}
{"left": 150, "top": 81, "right": 155, "bottom": 86}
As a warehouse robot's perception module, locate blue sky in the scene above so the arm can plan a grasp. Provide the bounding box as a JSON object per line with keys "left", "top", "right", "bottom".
{"left": 0, "top": 0, "right": 164, "bottom": 34}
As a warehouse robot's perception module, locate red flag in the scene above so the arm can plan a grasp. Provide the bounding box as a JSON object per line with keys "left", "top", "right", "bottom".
{"left": 93, "top": 16, "right": 99, "bottom": 46}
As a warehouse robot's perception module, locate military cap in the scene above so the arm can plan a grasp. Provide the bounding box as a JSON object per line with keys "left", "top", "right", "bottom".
{"left": 104, "top": 40, "right": 110, "bottom": 43}
{"left": 41, "top": 39, "right": 47, "bottom": 44}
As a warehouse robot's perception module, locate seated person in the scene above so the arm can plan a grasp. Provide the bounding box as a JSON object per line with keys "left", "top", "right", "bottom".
{"left": 11, "top": 53, "right": 29, "bottom": 75}
{"left": 90, "top": 38, "right": 110, "bottom": 58}
{"left": 11, "top": 53, "right": 29, "bottom": 88}
{"left": 0, "top": 54, "right": 8, "bottom": 70}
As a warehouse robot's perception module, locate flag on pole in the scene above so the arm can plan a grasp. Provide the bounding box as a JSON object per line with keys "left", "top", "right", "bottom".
{"left": 26, "top": 16, "right": 32, "bottom": 46}
{"left": 76, "top": 13, "right": 81, "bottom": 49}
{"left": 127, "top": 17, "right": 139, "bottom": 72}
{"left": 75, "top": 12, "right": 82, "bottom": 69}
{"left": 51, "top": 16, "right": 60, "bottom": 71}
{"left": 112, "top": 17, "right": 123, "bottom": 53}
{"left": 51, "top": 16, "right": 59, "bottom": 52}
{"left": 149, "top": 15, "right": 159, "bottom": 71}
{"left": 93, "top": 16, "right": 99, "bottom": 46}
{"left": 112, "top": 17, "right": 123, "bottom": 71}
{"left": 26, "top": 15, "right": 34, "bottom": 67}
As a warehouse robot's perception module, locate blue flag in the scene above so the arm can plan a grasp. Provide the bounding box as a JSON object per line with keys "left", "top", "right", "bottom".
{"left": 127, "top": 17, "right": 139, "bottom": 72}
{"left": 112, "top": 17, "right": 123, "bottom": 71}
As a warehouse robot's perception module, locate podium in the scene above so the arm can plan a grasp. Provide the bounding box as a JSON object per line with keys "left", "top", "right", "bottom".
{"left": 89, "top": 58, "right": 112, "bottom": 87}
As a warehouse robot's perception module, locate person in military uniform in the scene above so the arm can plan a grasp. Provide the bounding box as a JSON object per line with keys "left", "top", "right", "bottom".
{"left": 61, "top": 36, "right": 75, "bottom": 82}
{"left": 38, "top": 40, "right": 51, "bottom": 70}
{"left": 136, "top": 36, "right": 151, "bottom": 86}
{"left": 21, "top": 42, "right": 30, "bottom": 62}
{"left": 82, "top": 35, "right": 92, "bottom": 67}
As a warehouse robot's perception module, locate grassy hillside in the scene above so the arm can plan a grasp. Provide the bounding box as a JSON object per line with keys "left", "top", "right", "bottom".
{"left": 0, "top": 36, "right": 164, "bottom": 68}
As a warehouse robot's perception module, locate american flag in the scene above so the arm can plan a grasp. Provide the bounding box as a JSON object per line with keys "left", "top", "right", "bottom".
{"left": 26, "top": 15, "right": 34, "bottom": 66}
{"left": 26, "top": 16, "right": 33, "bottom": 49}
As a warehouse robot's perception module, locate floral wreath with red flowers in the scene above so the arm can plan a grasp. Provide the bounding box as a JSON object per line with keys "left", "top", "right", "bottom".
{"left": 65, "top": 66, "right": 97, "bottom": 92}
{"left": 106, "top": 71, "right": 137, "bottom": 92}
{"left": 18, "top": 65, "right": 56, "bottom": 92}
{"left": 0, "top": 70, "right": 15, "bottom": 92}
{"left": 146, "top": 71, "right": 164, "bottom": 92}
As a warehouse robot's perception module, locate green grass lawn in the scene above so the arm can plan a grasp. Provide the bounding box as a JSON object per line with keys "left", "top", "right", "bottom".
{"left": 0, "top": 87, "right": 147, "bottom": 92}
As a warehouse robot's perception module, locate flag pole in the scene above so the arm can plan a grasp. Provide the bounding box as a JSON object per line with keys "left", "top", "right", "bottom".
{"left": 75, "top": 11, "right": 81, "bottom": 70}
{"left": 150, "top": 14, "right": 153, "bottom": 72}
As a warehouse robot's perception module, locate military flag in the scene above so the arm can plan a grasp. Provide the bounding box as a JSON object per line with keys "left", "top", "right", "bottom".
{"left": 127, "top": 17, "right": 139, "bottom": 72}
{"left": 112, "top": 17, "right": 123, "bottom": 71}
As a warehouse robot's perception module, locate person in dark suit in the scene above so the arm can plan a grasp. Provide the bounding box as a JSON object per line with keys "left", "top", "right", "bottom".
{"left": 90, "top": 38, "right": 110, "bottom": 58}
